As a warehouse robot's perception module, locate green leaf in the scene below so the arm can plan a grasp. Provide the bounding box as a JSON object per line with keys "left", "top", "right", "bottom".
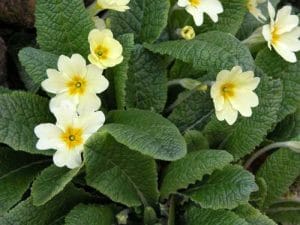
{"left": 65, "top": 204, "right": 113, "bottom": 225}
{"left": 144, "top": 31, "right": 254, "bottom": 72}
{"left": 103, "top": 109, "right": 187, "bottom": 161}
{"left": 250, "top": 177, "right": 268, "bottom": 208}
{"left": 169, "top": 60, "right": 204, "bottom": 79}
{"left": 186, "top": 207, "right": 248, "bottom": 225}
{"left": 84, "top": 132, "right": 159, "bottom": 207}
{"left": 256, "top": 48, "right": 300, "bottom": 121}
{"left": 196, "top": 0, "right": 247, "bottom": 35}
{"left": 168, "top": 90, "right": 213, "bottom": 132}
{"left": 234, "top": 204, "right": 276, "bottom": 225}
{"left": 35, "top": 0, "right": 94, "bottom": 56}
{"left": 0, "top": 158, "right": 48, "bottom": 215}
{"left": 109, "top": 0, "right": 170, "bottom": 43}
{"left": 188, "top": 165, "right": 258, "bottom": 210}
{"left": 110, "top": 33, "right": 135, "bottom": 109}
{"left": 184, "top": 130, "right": 209, "bottom": 152}
{"left": 0, "top": 91, "right": 54, "bottom": 155}
{"left": 18, "top": 47, "right": 58, "bottom": 91}
{"left": 204, "top": 74, "right": 283, "bottom": 160}
{"left": 31, "top": 165, "right": 81, "bottom": 206}
{"left": 125, "top": 46, "right": 168, "bottom": 112}
{"left": 267, "top": 201, "right": 300, "bottom": 225}
{"left": 256, "top": 147, "right": 300, "bottom": 207}
{"left": 160, "top": 150, "right": 233, "bottom": 198}
{"left": 0, "top": 87, "right": 11, "bottom": 94}
{"left": 0, "top": 185, "right": 90, "bottom": 225}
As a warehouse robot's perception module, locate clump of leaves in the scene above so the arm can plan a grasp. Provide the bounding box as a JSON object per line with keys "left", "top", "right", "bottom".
{"left": 0, "top": 0, "right": 299, "bottom": 224}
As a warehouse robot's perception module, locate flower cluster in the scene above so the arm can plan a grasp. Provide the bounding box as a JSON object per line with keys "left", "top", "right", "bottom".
{"left": 34, "top": 0, "right": 130, "bottom": 169}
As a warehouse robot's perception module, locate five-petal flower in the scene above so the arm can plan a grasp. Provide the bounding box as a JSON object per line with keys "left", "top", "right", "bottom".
{"left": 210, "top": 66, "right": 260, "bottom": 125}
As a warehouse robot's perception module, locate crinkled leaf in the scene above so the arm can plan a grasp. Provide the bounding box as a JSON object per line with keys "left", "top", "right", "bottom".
{"left": 160, "top": 150, "right": 233, "bottom": 198}
{"left": 64, "top": 204, "right": 113, "bottom": 225}
{"left": 0, "top": 91, "right": 54, "bottom": 155}
{"left": 267, "top": 201, "right": 300, "bottom": 225}
{"left": 234, "top": 204, "right": 276, "bottom": 225}
{"left": 144, "top": 31, "right": 254, "bottom": 72}
{"left": 35, "top": 0, "right": 94, "bottom": 56}
{"left": 184, "top": 130, "right": 209, "bottom": 152}
{"left": 103, "top": 109, "right": 187, "bottom": 161}
{"left": 204, "top": 74, "right": 282, "bottom": 160}
{"left": 84, "top": 132, "right": 159, "bottom": 207}
{"left": 31, "top": 165, "right": 81, "bottom": 206}
{"left": 0, "top": 185, "right": 90, "bottom": 225}
{"left": 188, "top": 165, "right": 258, "bottom": 210}
{"left": 186, "top": 207, "right": 248, "bottom": 225}
{"left": 109, "top": 0, "right": 170, "bottom": 43}
{"left": 109, "top": 33, "right": 135, "bottom": 109}
{"left": 256, "top": 147, "right": 300, "bottom": 207}
{"left": 168, "top": 90, "right": 213, "bottom": 132}
{"left": 256, "top": 48, "right": 300, "bottom": 121}
{"left": 125, "top": 45, "right": 167, "bottom": 112}
{"left": 250, "top": 177, "right": 268, "bottom": 208}
{"left": 18, "top": 47, "right": 58, "bottom": 91}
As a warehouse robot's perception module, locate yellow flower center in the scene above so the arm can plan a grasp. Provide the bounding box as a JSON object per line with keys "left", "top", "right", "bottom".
{"left": 189, "top": 0, "right": 201, "bottom": 7}
{"left": 60, "top": 126, "right": 83, "bottom": 150}
{"left": 66, "top": 75, "right": 87, "bottom": 96}
{"left": 271, "top": 25, "right": 280, "bottom": 44}
{"left": 94, "top": 45, "right": 109, "bottom": 60}
{"left": 221, "top": 83, "right": 235, "bottom": 100}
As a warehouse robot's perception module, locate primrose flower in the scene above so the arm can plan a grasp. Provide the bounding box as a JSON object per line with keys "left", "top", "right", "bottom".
{"left": 180, "top": 26, "right": 196, "bottom": 40}
{"left": 262, "top": 2, "right": 300, "bottom": 63}
{"left": 96, "top": 0, "right": 130, "bottom": 12}
{"left": 34, "top": 101, "right": 105, "bottom": 169}
{"left": 247, "top": 0, "right": 266, "bottom": 22}
{"left": 177, "top": 0, "right": 223, "bottom": 26}
{"left": 41, "top": 54, "right": 109, "bottom": 115}
{"left": 210, "top": 66, "right": 260, "bottom": 125}
{"left": 88, "top": 29, "right": 124, "bottom": 69}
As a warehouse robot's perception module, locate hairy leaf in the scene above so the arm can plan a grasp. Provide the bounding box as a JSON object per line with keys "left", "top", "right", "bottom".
{"left": 0, "top": 92, "right": 54, "bottom": 155}
{"left": 103, "top": 109, "right": 187, "bottom": 161}
{"left": 31, "top": 165, "right": 81, "bottom": 206}
{"left": 125, "top": 46, "right": 167, "bottom": 112}
{"left": 65, "top": 204, "right": 113, "bottom": 225}
{"left": 85, "top": 132, "right": 159, "bottom": 207}
{"left": 184, "top": 130, "right": 209, "bottom": 152}
{"left": 267, "top": 201, "right": 300, "bottom": 225}
{"left": 35, "top": 0, "right": 94, "bottom": 56}
{"left": 188, "top": 165, "right": 258, "bottom": 209}
{"left": 160, "top": 150, "right": 233, "bottom": 198}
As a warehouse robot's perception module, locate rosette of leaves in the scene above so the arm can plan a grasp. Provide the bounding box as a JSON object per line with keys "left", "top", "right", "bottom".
{"left": 0, "top": 0, "right": 299, "bottom": 224}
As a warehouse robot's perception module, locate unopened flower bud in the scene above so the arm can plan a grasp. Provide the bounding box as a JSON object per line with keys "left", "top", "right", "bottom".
{"left": 180, "top": 26, "right": 195, "bottom": 40}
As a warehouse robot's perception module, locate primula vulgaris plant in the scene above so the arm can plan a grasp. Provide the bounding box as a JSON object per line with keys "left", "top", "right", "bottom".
{"left": 1, "top": 0, "right": 300, "bottom": 224}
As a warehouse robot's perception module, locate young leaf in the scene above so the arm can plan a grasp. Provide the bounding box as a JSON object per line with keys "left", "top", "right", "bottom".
{"left": 84, "top": 132, "right": 159, "bottom": 207}
{"left": 256, "top": 147, "right": 300, "bottom": 207}
{"left": 125, "top": 45, "right": 168, "bottom": 112}
{"left": 65, "top": 204, "right": 113, "bottom": 225}
{"left": 160, "top": 150, "right": 233, "bottom": 198}
{"left": 31, "top": 165, "right": 81, "bottom": 206}
{"left": 18, "top": 47, "right": 58, "bottom": 91}
{"left": 204, "top": 74, "right": 283, "bottom": 160}
{"left": 188, "top": 165, "right": 258, "bottom": 210}
{"left": 0, "top": 156, "right": 48, "bottom": 215}
{"left": 196, "top": 0, "right": 247, "bottom": 35}
{"left": 109, "top": 33, "right": 135, "bottom": 109}
{"left": 109, "top": 0, "right": 170, "bottom": 43}
{"left": 144, "top": 31, "right": 255, "bottom": 72}
{"left": 35, "top": 0, "right": 94, "bottom": 56}
{"left": 186, "top": 207, "right": 248, "bottom": 225}
{"left": 267, "top": 201, "right": 300, "bottom": 225}
{"left": 256, "top": 49, "right": 300, "bottom": 121}
{"left": 234, "top": 204, "right": 277, "bottom": 225}
{"left": 0, "top": 185, "right": 90, "bottom": 225}
{"left": 0, "top": 91, "right": 54, "bottom": 155}
{"left": 103, "top": 109, "right": 187, "bottom": 161}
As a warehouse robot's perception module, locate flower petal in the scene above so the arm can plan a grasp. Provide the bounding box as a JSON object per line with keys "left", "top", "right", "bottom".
{"left": 86, "top": 64, "right": 109, "bottom": 93}
{"left": 215, "top": 101, "right": 238, "bottom": 125}
{"left": 34, "top": 124, "right": 63, "bottom": 150}
{"left": 42, "top": 69, "right": 68, "bottom": 94}
{"left": 77, "top": 93, "right": 101, "bottom": 115}
{"left": 275, "top": 6, "right": 299, "bottom": 34}
{"left": 70, "top": 54, "right": 87, "bottom": 77}
{"left": 273, "top": 42, "right": 297, "bottom": 63}
{"left": 75, "top": 111, "right": 105, "bottom": 135}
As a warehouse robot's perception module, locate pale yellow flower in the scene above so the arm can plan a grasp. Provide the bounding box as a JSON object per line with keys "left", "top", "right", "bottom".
{"left": 96, "top": 0, "right": 130, "bottom": 12}
{"left": 210, "top": 66, "right": 260, "bottom": 125}
{"left": 247, "top": 0, "right": 266, "bottom": 22}
{"left": 262, "top": 2, "right": 300, "bottom": 63}
{"left": 180, "top": 26, "right": 196, "bottom": 40}
{"left": 177, "top": 0, "right": 223, "bottom": 26}
{"left": 42, "top": 54, "right": 109, "bottom": 115}
{"left": 88, "top": 29, "right": 123, "bottom": 69}
{"left": 35, "top": 101, "right": 105, "bottom": 169}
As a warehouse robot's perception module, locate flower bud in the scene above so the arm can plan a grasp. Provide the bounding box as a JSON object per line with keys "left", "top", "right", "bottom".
{"left": 285, "top": 141, "right": 300, "bottom": 153}
{"left": 180, "top": 26, "right": 195, "bottom": 40}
